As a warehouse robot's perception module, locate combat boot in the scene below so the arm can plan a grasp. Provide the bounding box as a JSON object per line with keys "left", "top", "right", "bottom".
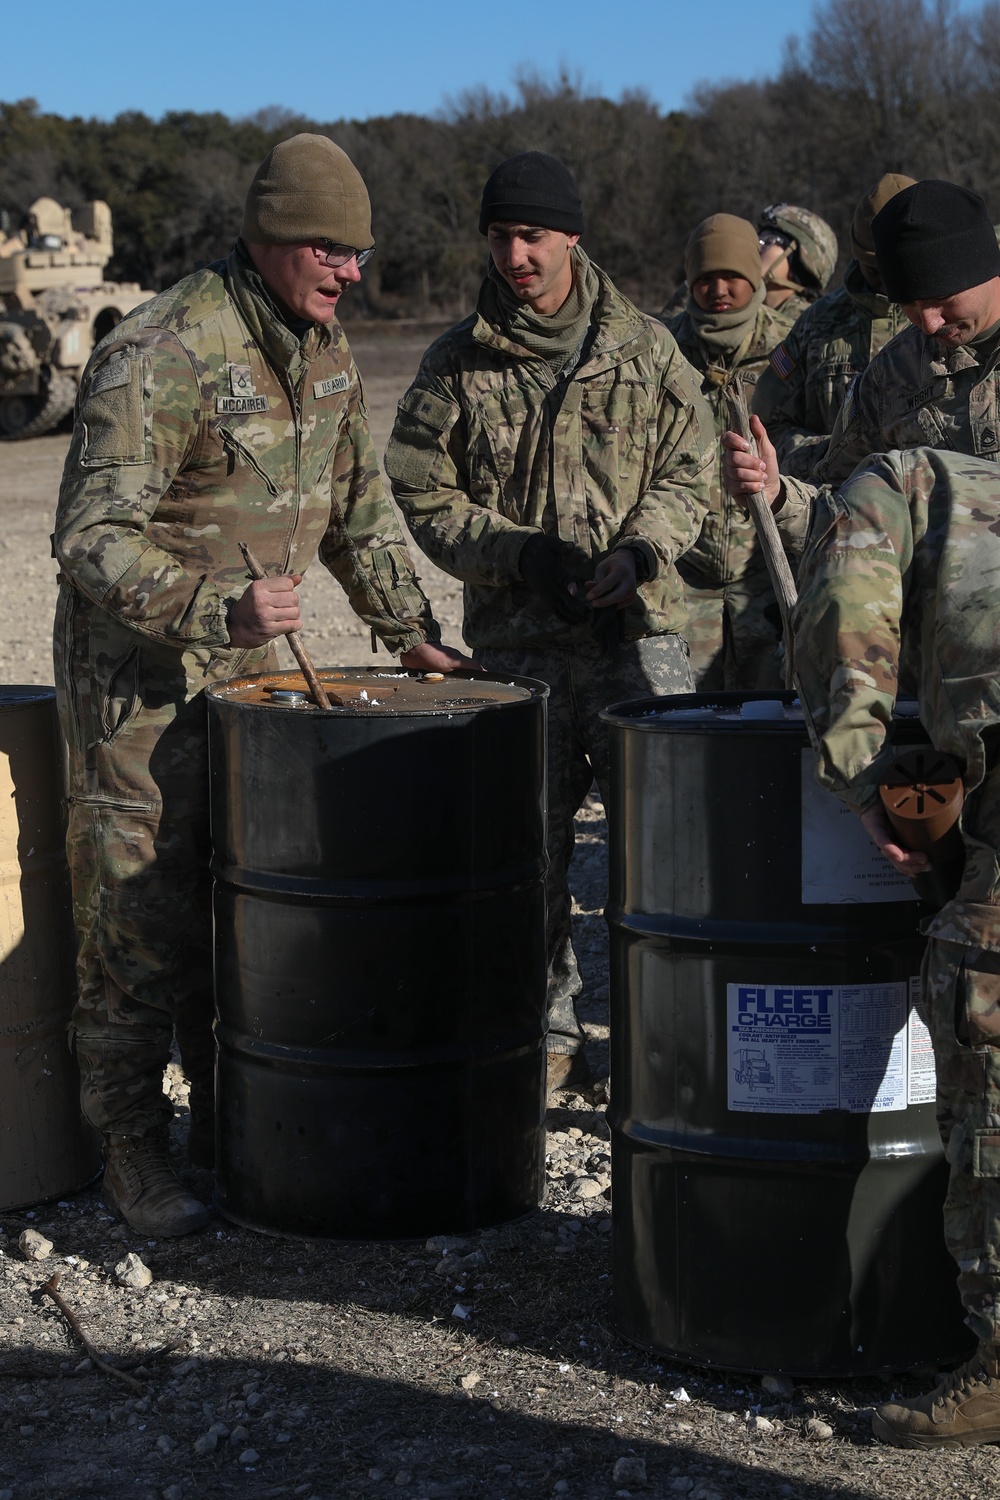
{"left": 103, "top": 1130, "right": 212, "bottom": 1237}
{"left": 547, "top": 1050, "right": 591, "bottom": 1095}
{"left": 873, "top": 1346, "right": 1000, "bottom": 1447}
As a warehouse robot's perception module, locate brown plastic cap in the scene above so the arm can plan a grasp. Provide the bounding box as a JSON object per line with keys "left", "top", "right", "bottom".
{"left": 879, "top": 747, "right": 964, "bottom": 853}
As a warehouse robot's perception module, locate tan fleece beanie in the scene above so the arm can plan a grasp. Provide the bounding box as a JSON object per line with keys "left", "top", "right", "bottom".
{"left": 684, "top": 214, "right": 762, "bottom": 289}
{"left": 852, "top": 173, "right": 916, "bottom": 270}
{"left": 241, "top": 133, "right": 374, "bottom": 249}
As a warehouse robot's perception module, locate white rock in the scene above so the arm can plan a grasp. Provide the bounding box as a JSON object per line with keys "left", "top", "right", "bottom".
{"left": 18, "top": 1229, "right": 53, "bottom": 1261}
{"left": 451, "top": 1303, "right": 471, "bottom": 1320}
{"left": 613, "top": 1456, "right": 647, "bottom": 1485}
{"left": 238, "top": 1449, "right": 259, "bottom": 1466}
{"left": 115, "top": 1252, "right": 153, "bottom": 1289}
{"left": 669, "top": 1386, "right": 692, "bottom": 1403}
{"left": 804, "top": 1416, "right": 834, "bottom": 1441}
{"left": 573, "top": 1177, "right": 605, "bottom": 1199}
{"left": 754, "top": 1415, "right": 775, "bottom": 1434}
{"left": 193, "top": 1430, "right": 218, "bottom": 1454}
{"left": 459, "top": 1372, "right": 481, "bottom": 1390}
{"left": 155, "top": 1434, "right": 177, "bottom": 1454}
{"left": 761, "top": 1373, "right": 795, "bottom": 1400}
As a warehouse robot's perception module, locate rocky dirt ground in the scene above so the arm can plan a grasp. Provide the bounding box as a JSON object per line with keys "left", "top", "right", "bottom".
{"left": 0, "top": 333, "right": 994, "bottom": 1500}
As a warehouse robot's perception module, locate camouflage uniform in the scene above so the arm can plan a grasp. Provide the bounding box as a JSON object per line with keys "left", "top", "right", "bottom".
{"left": 794, "top": 446, "right": 1000, "bottom": 1347}
{"left": 54, "top": 243, "right": 437, "bottom": 1136}
{"left": 386, "top": 254, "right": 713, "bottom": 1053}
{"left": 769, "top": 292, "right": 812, "bottom": 339}
{"left": 815, "top": 321, "right": 1000, "bottom": 488}
{"left": 752, "top": 259, "right": 910, "bottom": 479}
{"left": 663, "top": 298, "right": 810, "bottom": 688}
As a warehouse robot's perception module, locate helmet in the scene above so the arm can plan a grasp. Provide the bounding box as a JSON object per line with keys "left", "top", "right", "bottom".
{"left": 757, "top": 203, "right": 838, "bottom": 297}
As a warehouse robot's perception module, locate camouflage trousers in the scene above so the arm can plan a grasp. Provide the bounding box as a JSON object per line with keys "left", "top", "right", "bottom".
{"left": 54, "top": 584, "right": 272, "bottom": 1137}
{"left": 475, "top": 635, "right": 693, "bottom": 1055}
{"left": 923, "top": 762, "right": 1000, "bottom": 1347}
{"left": 677, "top": 561, "right": 785, "bottom": 690}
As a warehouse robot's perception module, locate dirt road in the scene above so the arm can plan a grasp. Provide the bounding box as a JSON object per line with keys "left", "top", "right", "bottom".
{"left": 0, "top": 334, "right": 983, "bottom": 1500}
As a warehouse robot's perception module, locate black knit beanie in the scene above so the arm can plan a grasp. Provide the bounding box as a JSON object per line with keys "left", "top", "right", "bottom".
{"left": 479, "top": 152, "right": 584, "bottom": 236}
{"left": 872, "top": 180, "right": 1000, "bottom": 301}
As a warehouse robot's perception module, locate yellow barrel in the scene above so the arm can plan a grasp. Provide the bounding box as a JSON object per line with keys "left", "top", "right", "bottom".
{"left": 0, "top": 687, "right": 99, "bottom": 1208}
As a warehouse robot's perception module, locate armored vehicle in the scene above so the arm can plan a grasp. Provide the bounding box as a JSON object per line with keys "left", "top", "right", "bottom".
{"left": 0, "top": 197, "right": 153, "bottom": 439}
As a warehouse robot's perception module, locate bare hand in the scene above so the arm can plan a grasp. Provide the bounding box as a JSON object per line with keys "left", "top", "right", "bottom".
{"left": 228, "top": 574, "right": 303, "bottom": 648}
{"left": 722, "top": 415, "right": 783, "bottom": 511}
{"left": 586, "top": 549, "right": 638, "bottom": 609}
{"left": 858, "top": 803, "right": 932, "bottom": 876}
{"left": 399, "top": 640, "right": 481, "bottom": 674}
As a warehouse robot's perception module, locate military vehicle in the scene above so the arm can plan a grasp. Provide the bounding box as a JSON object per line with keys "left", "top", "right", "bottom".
{"left": 0, "top": 197, "right": 153, "bottom": 440}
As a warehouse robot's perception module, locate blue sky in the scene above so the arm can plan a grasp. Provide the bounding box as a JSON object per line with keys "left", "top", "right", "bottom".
{"left": 3, "top": 0, "right": 981, "bottom": 125}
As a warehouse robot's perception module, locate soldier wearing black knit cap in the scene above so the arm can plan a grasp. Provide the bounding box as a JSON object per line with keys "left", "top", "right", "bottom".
{"left": 385, "top": 151, "right": 715, "bottom": 1095}
{"left": 723, "top": 179, "right": 1000, "bottom": 517}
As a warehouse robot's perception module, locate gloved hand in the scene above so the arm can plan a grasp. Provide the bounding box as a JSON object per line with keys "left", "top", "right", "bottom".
{"left": 519, "top": 533, "right": 591, "bottom": 625}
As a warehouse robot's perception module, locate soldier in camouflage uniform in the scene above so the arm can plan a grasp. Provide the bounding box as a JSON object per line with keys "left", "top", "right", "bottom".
{"left": 756, "top": 204, "right": 838, "bottom": 336}
{"left": 385, "top": 152, "right": 713, "bottom": 1090}
{"left": 661, "top": 214, "right": 809, "bottom": 688}
{"left": 53, "top": 134, "right": 465, "bottom": 1237}
{"left": 724, "top": 180, "right": 1000, "bottom": 513}
{"left": 752, "top": 174, "right": 915, "bottom": 479}
{"left": 794, "top": 445, "right": 1000, "bottom": 1448}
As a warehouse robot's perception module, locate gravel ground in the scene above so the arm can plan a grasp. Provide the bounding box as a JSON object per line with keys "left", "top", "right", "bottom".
{"left": 0, "top": 333, "right": 995, "bottom": 1499}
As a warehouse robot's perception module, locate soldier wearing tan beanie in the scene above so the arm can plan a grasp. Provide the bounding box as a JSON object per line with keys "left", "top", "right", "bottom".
{"left": 52, "top": 132, "right": 470, "bottom": 1240}
{"left": 661, "top": 213, "right": 793, "bottom": 690}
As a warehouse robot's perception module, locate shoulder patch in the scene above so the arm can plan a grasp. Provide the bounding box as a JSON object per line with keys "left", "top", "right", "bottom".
{"left": 90, "top": 355, "right": 132, "bottom": 395}
{"left": 313, "top": 373, "right": 350, "bottom": 399}
{"left": 769, "top": 342, "right": 796, "bottom": 380}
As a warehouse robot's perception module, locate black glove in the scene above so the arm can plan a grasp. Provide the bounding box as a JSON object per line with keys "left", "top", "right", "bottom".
{"left": 518, "top": 533, "right": 591, "bottom": 625}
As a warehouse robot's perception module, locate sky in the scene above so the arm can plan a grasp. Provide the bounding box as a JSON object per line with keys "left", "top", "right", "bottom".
{"left": 2, "top": 0, "right": 982, "bottom": 126}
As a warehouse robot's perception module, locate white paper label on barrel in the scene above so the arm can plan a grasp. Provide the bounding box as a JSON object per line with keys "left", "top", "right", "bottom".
{"left": 799, "top": 750, "right": 917, "bottom": 904}
{"left": 726, "top": 979, "right": 925, "bottom": 1114}
{"left": 907, "top": 975, "right": 937, "bottom": 1105}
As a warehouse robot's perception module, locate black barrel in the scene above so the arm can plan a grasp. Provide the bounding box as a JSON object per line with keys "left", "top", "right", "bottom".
{"left": 206, "top": 667, "right": 548, "bottom": 1239}
{"left": 603, "top": 690, "right": 971, "bottom": 1375}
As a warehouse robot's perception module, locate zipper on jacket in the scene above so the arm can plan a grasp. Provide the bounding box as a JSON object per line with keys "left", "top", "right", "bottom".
{"left": 220, "top": 428, "right": 281, "bottom": 498}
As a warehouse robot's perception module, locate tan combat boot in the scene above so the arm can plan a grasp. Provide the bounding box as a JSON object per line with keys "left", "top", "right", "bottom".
{"left": 547, "top": 1051, "right": 591, "bottom": 1096}
{"left": 873, "top": 1346, "right": 1000, "bottom": 1447}
{"left": 103, "top": 1130, "right": 212, "bottom": 1237}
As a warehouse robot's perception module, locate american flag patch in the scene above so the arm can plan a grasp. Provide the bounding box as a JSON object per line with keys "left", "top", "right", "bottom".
{"left": 769, "top": 342, "right": 796, "bottom": 380}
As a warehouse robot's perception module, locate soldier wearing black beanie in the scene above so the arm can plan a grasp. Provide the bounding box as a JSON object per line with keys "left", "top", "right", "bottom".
{"left": 872, "top": 180, "right": 1000, "bottom": 303}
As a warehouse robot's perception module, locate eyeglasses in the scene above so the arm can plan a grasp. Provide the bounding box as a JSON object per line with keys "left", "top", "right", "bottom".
{"left": 758, "top": 230, "right": 793, "bottom": 252}
{"left": 316, "top": 240, "right": 376, "bottom": 268}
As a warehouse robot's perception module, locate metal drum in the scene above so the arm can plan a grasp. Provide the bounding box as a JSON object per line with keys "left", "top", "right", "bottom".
{"left": 0, "top": 687, "right": 99, "bottom": 1208}
{"left": 207, "top": 668, "right": 548, "bottom": 1239}
{"left": 603, "top": 690, "right": 972, "bottom": 1375}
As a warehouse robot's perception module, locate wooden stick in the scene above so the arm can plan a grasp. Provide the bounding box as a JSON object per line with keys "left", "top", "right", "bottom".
{"left": 723, "top": 378, "right": 798, "bottom": 689}
{"left": 238, "top": 543, "right": 337, "bottom": 709}
{"left": 38, "top": 1272, "right": 146, "bottom": 1393}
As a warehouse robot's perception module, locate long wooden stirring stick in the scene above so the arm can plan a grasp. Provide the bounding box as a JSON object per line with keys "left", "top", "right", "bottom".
{"left": 238, "top": 542, "right": 337, "bottom": 709}
{"left": 722, "top": 378, "right": 798, "bottom": 689}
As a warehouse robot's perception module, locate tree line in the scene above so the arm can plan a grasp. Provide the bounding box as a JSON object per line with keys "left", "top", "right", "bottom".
{"left": 2, "top": 0, "right": 999, "bottom": 319}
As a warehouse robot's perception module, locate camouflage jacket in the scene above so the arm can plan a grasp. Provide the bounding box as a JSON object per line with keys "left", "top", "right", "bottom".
{"left": 769, "top": 291, "right": 814, "bottom": 339}
{"left": 384, "top": 263, "right": 714, "bottom": 648}
{"left": 752, "top": 260, "right": 909, "bottom": 480}
{"left": 814, "top": 320, "right": 1000, "bottom": 488}
{"left": 664, "top": 300, "right": 810, "bottom": 587}
{"left": 54, "top": 244, "right": 436, "bottom": 698}
{"left": 795, "top": 447, "right": 1000, "bottom": 822}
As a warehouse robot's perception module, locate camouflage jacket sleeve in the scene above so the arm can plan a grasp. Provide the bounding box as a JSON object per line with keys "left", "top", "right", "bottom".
{"left": 319, "top": 382, "right": 439, "bottom": 654}
{"left": 752, "top": 322, "right": 831, "bottom": 480}
{"left": 385, "top": 366, "right": 535, "bottom": 586}
{"left": 53, "top": 330, "right": 234, "bottom": 649}
{"left": 609, "top": 349, "right": 713, "bottom": 580}
{"left": 814, "top": 365, "right": 883, "bottom": 487}
{"left": 792, "top": 456, "right": 911, "bottom": 810}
